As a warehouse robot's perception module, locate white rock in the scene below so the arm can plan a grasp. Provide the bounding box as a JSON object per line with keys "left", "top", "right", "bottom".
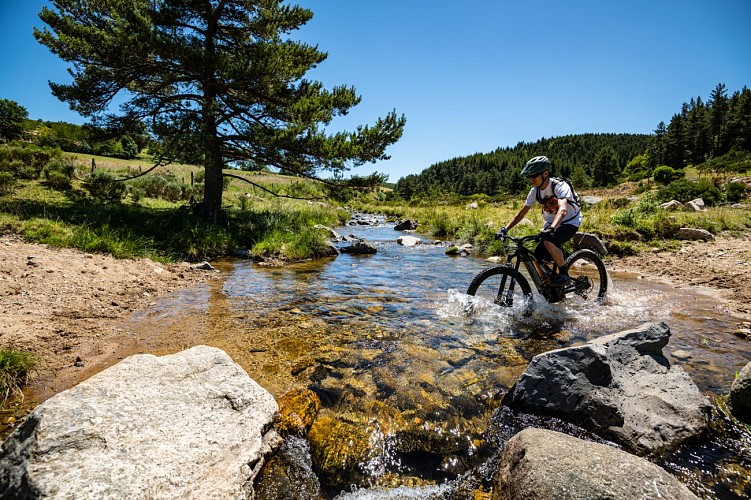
{"left": 397, "top": 235, "right": 422, "bottom": 246}
{"left": 0, "top": 346, "right": 279, "bottom": 499}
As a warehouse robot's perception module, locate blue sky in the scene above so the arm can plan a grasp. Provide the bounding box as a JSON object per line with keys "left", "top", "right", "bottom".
{"left": 1, "top": 1, "right": 750, "bottom": 182}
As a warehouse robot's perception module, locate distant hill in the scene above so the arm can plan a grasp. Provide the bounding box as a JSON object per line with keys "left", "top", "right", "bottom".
{"left": 393, "top": 133, "right": 651, "bottom": 199}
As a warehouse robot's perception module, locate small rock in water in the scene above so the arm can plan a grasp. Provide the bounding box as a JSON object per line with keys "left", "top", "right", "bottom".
{"left": 670, "top": 349, "right": 692, "bottom": 360}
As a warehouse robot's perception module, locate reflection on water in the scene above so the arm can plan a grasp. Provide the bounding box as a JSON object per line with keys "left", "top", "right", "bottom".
{"left": 130, "top": 222, "right": 751, "bottom": 498}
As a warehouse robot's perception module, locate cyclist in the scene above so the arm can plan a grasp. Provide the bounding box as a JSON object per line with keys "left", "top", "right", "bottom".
{"left": 499, "top": 156, "right": 582, "bottom": 285}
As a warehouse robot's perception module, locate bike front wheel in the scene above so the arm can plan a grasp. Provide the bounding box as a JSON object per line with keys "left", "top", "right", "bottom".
{"left": 563, "top": 249, "right": 608, "bottom": 303}
{"left": 466, "top": 266, "right": 533, "bottom": 314}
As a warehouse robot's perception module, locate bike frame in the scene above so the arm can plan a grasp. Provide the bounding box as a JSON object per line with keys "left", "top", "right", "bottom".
{"left": 501, "top": 234, "right": 565, "bottom": 303}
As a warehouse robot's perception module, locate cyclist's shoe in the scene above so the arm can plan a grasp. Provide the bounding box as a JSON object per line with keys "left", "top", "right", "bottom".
{"left": 551, "top": 272, "right": 570, "bottom": 286}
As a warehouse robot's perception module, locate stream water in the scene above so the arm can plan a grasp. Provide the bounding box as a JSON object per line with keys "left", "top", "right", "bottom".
{"left": 119, "top": 221, "right": 751, "bottom": 497}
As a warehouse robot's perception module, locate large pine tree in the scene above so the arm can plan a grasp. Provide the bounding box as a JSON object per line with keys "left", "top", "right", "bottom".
{"left": 35, "top": 0, "right": 405, "bottom": 221}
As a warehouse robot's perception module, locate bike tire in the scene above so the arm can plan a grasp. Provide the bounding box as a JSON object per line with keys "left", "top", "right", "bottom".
{"left": 563, "top": 249, "right": 608, "bottom": 302}
{"left": 466, "top": 266, "right": 533, "bottom": 313}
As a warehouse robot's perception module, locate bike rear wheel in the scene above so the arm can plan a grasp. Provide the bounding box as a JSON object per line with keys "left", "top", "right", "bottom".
{"left": 562, "top": 249, "right": 608, "bottom": 303}
{"left": 466, "top": 266, "right": 533, "bottom": 314}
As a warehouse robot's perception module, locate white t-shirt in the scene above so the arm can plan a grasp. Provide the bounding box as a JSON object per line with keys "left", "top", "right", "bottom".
{"left": 524, "top": 179, "right": 582, "bottom": 228}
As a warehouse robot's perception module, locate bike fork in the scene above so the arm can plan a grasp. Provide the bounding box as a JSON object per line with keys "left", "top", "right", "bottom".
{"left": 497, "top": 259, "right": 521, "bottom": 306}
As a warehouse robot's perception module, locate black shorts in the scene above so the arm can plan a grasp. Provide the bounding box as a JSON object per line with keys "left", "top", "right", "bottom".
{"left": 534, "top": 223, "right": 578, "bottom": 262}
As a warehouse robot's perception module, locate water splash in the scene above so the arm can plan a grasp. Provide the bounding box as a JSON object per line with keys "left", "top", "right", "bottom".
{"left": 334, "top": 483, "right": 454, "bottom": 500}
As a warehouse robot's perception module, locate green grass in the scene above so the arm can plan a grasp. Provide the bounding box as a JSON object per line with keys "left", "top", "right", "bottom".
{"left": 3, "top": 148, "right": 751, "bottom": 263}
{"left": 0, "top": 348, "right": 36, "bottom": 407}
{"left": 0, "top": 151, "right": 347, "bottom": 262}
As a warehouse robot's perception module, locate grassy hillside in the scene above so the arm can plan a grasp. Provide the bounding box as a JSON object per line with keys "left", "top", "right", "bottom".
{"left": 0, "top": 145, "right": 348, "bottom": 262}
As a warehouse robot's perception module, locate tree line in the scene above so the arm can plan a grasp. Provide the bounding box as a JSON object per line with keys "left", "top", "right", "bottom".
{"left": 394, "top": 133, "right": 651, "bottom": 200}
{"left": 394, "top": 83, "right": 751, "bottom": 201}
{"left": 647, "top": 83, "right": 751, "bottom": 172}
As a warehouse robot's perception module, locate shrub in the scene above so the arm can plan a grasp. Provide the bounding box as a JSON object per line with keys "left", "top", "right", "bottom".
{"left": 0, "top": 172, "right": 16, "bottom": 195}
{"left": 163, "top": 181, "right": 184, "bottom": 202}
{"left": 653, "top": 166, "right": 682, "bottom": 185}
{"left": 658, "top": 179, "right": 722, "bottom": 206}
{"left": 42, "top": 158, "right": 76, "bottom": 190}
{"left": 83, "top": 170, "right": 127, "bottom": 202}
{"left": 605, "top": 197, "right": 632, "bottom": 209}
{"left": 127, "top": 185, "right": 146, "bottom": 203}
{"left": 605, "top": 240, "right": 639, "bottom": 256}
{"left": 45, "top": 170, "right": 72, "bottom": 190}
{"left": 725, "top": 182, "right": 747, "bottom": 203}
{"left": 131, "top": 173, "right": 195, "bottom": 201}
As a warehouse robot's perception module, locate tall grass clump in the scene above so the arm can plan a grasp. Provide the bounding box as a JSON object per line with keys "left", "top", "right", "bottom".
{"left": 610, "top": 195, "right": 679, "bottom": 240}
{"left": 239, "top": 200, "right": 346, "bottom": 261}
{"left": 0, "top": 348, "right": 36, "bottom": 407}
{"left": 250, "top": 227, "right": 331, "bottom": 261}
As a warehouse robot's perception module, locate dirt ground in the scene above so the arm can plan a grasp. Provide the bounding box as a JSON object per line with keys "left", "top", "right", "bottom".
{"left": 1, "top": 231, "right": 750, "bottom": 420}
{"left": 0, "top": 234, "right": 219, "bottom": 412}
{"left": 606, "top": 232, "right": 751, "bottom": 326}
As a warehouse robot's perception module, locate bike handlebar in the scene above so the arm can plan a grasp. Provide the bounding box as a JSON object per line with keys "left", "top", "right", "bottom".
{"left": 497, "top": 233, "right": 540, "bottom": 244}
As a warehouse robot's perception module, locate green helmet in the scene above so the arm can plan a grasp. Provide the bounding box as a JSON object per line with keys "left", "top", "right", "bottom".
{"left": 521, "top": 156, "right": 552, "bottom": 176}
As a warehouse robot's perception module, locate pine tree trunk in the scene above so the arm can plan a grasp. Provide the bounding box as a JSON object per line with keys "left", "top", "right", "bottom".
{"left": 199, "top": 87, "right": 223, "bottom": 223}
{"left": 201, "top": 158, "right": 224, "bottom": 223}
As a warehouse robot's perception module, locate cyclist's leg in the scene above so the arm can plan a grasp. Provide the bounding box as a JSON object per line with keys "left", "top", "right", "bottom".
{"left": 533, "top": 241, "right": 552, "bottom": 263}
{"left": 546, "top": 225, "right": 578, "bottom": 281}
{"left": 550, "top": 224, "right": 578, "bottom": 251}
{"left": 533, "top": 241, "right": 553, "bottom": 271}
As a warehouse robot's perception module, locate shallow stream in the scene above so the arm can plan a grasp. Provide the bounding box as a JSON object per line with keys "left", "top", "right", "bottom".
{"left": 91, "top": 222, "right": 751, "bottom": 497}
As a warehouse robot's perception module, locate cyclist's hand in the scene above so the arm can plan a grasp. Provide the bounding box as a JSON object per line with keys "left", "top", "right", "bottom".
{"left": 539, "top": 227, "right": 555, "bottom": 240}
{"left": 495, "top": 227, "right": 508, "bottom": 240}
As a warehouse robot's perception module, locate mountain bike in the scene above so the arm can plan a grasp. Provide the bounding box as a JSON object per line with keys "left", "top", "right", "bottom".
{"left": 466, "top": 233, "right": 608, "bottom": 315}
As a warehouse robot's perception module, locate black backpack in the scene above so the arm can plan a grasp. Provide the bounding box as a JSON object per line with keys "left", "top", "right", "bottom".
{"left": 535, "top": 176, "right": 581, "bottom": 208}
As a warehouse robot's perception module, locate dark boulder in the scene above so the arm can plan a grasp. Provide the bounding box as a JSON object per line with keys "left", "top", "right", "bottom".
{"left": 502, "top": 322, "right": 711, "bottom": 456}
{"left": 394, "top": 219, "right": 418, "bottom": 231}
{"left": 729, "top": 361, "right": 751, "bottom": 424}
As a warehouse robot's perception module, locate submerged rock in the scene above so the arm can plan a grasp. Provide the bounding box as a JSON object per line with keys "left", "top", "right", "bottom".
{"left": 254, "top": 436, "right": 321, "bottom": 500}
{"left": 275, "top": 388, "right": 321, "bottom": 435}
{"left": 729, "top": 361, "right": 751, "bottom": 424}
{"left": 502, "top": 322, "right": 711, "bottom": 456}
{"left": 494, "top": 427, "right": 698, "bottom": 499}
{"left": 339, "top": 238, "right": 377, "bottom": 255}
{"left": 0, "top": 346, "right": 279, "bottom": 499}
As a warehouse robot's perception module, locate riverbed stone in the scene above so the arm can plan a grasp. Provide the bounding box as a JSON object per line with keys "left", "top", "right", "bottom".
{"left": 0, "top": 346, "right": 280, "bottom": 499}
{"left": 394, "top": 219, "right": 418, "bottom": 231}
{"left": 729, "top": 361, "right": 751, "bottom": 424}
{"left": 493, "top": 427, "right": 698, "bottom": 499}
{"left": 397, "top": 235, "right": 422, "bottom": 246}
{"left": 275, "top": 388, "right": 321, "bottom": 435}
{"left": 501, "top": 322, "right": 711, "bottom": 456}
{"left": 339, "top": 238, "right": 377, "bottom": 254}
